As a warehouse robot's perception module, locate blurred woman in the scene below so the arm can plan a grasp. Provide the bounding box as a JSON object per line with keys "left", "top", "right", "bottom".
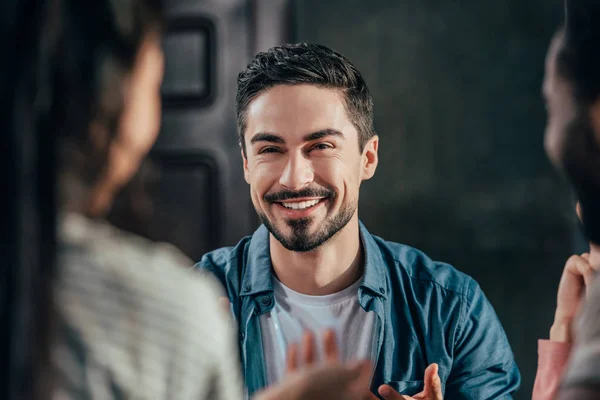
{"left": 1, "top": 0, "right": 370, "bottom": 399}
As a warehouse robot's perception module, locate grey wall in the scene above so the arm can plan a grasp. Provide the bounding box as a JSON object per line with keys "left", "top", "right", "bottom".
{"left": 293, "top": 1, "right": 577, "bottom": 398}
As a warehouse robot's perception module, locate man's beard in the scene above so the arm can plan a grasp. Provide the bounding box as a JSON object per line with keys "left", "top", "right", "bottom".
{"left": 560, "top": 111, "right": 600, "bottom": 187}
{"left": 560, "top": 111, "right": 600, "bottom": 243}
{"left": 258, "top": 197, "right": 357, "bottom": 252}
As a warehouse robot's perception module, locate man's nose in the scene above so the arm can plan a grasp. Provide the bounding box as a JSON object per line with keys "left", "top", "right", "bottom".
{"left": 279, "top": 153, "right": 314, "bottom": 190}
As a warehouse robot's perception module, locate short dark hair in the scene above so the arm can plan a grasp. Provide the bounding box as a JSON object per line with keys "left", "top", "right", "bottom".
{"left": 235, "top": 43, "right": 375, "bottom": 155}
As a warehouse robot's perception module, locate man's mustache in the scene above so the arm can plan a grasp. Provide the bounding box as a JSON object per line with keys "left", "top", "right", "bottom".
{"left": 264, "top": 187, "right": 336, "bottom": 203}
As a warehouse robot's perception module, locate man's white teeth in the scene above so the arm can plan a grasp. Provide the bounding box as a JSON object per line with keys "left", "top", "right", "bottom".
{"left": 281, "top": 199, "right": 320, "bottom": 210}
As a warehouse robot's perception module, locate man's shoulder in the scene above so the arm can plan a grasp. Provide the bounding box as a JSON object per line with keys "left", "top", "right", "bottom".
{"left": 194, "top": 235, "right": 252, "bottom": 274}
{"left": 373, "top": 236, "right": 476, "bottom": 297}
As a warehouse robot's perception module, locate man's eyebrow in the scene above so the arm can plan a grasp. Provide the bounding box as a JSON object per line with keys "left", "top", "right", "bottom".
{"left": 250, "top": 132, "right": 285, "bottom": 144}
{"left": 303, "top": 129, "right": 344, "bottom": 142}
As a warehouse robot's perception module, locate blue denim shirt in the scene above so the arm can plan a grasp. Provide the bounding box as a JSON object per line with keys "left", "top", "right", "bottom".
{"left": 195, "top": 222, "right": 520, "bottom": 399}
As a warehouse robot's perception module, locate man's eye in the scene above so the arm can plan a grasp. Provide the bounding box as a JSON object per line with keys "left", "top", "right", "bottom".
{"left": 312, "top": 143, "right": 333, "bottom": 151}
{"left": 259, "top": 147, "right": 280, "bottom": 154}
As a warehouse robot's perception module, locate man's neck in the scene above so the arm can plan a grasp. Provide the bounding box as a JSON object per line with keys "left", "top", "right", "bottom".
{"left": 269, "top": 214, "right": 363, "bottom": 296}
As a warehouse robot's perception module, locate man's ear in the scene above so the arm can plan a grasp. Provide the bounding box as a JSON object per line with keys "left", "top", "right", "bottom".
{"left": 242, "top": 147, "right": 250, "bottom": 184}
{"left": 361, "top": 135, "right": 379, "bottom": 181}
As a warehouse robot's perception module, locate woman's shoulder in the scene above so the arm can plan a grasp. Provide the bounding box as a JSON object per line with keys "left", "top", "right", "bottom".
{"left": 58, "top": 212, "right": 229, "bottom": 337}
{"left": 55, "top": 213, "right": 234, "bottom": 398}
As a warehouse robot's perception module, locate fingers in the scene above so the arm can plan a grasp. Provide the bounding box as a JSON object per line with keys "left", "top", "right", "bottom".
{"left": 302, "top": 331, "right": 316, "bottom": 366}
{"left": 286, "top": 329, "right": 342, "bottom": 375}
{"left": 582, "top": 251, "right": 600, "bottom": 272}
{"left": 379, "top": 364, "right": 442, "bottom": 400}
{"left": 286, "top": 342, "right": 299, "bottom": 372}
{"left": 414, "top": 363, "right": 442, "bottom": 400}
{"left": 378, "top": 385, "right": 410, "bottom": 400}
{"left": 259, "top": 362, "right": 369, "bottom": 400}
{"left": 323, "top": 328, "right": 339, "bottom": 363}
{"left": 338, "top": 362, "right": 379, "bottom": 400}
{"left": 302, "top": 360, "right": 375, "bottom": 400}
{"left": 286, "top": 331, "right": 316, "bottom": 372}
{"left": 326, "top": 362, "right": 364, "bottom": 383}
{"left": 566, "top": 254, "right": 596, "bottom": 287}
{"left": 347, "top": 360, "right": 374, "bottom": 398}
{"left": 589, "top": 243, "right": 600, "bottom": 267}
{"left": 364, "top": 393, "right": 380, "bottom": 400}
{"left": 311, "top": 361, "right": 367, "bottom": 397}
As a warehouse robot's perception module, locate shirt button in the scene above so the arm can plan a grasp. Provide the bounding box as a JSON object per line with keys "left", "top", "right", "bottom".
{"left": 244, "top": 284, "right": 252, "bottom": 292}
{"left": 240, "top": 332, "right": 245, "bottom": 340}
{"left": 379, "top": 287, "right": 386, "bottom": 294}
{"left": 261, "top": 296, "right": 272, "bottom": 306}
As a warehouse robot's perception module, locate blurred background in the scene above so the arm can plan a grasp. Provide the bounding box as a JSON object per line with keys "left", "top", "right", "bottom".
{"left": 107, "top": 0, "right": 580, "bottom": 398}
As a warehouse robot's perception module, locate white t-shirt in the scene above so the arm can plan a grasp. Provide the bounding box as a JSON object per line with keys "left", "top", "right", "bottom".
{"left": 259, "top": 276, "right": 378, "bottom": 385}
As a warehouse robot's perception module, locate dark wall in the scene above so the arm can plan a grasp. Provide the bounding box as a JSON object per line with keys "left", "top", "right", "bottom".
{"left": 293, "top": 1, "right": 576, "bottom": 398}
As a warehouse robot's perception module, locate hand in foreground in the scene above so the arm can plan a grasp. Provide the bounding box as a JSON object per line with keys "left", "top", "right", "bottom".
{"left": 255, "top": 329, "right": 373, "bottom": 400}
{"left": 550, "top": 203, "right": 600, "bottom": 342}
{"left": 375, "top": 363, "right": 443, "bottom": 400}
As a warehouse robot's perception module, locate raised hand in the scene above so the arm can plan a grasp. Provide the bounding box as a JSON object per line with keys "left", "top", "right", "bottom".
{"left": 550, "top": 203, "right": 600, "bottom": 342}
{"left": 285, "top": 329, "right": 340, "bottom": 372}
{"left": 256, "top": 329, "right": 373, "bottom": 400}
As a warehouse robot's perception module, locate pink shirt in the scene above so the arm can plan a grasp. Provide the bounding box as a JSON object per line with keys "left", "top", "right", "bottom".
{"left": 532, "top": 340, "right": 572, "bottom": 400}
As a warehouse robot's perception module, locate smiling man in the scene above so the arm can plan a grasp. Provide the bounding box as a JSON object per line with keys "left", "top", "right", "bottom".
{"left": 195, "top": 43, "right": 520, "bottom": 399}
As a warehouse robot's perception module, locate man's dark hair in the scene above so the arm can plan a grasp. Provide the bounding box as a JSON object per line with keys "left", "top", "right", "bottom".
{"left": 557, "top": 0, "right": 600, "bottom": 105}
{"left": 552, "top": 0, "right": 600, "bottom": 245}
{"left": 235, "top": 43, "right": 375, "bottom": 155}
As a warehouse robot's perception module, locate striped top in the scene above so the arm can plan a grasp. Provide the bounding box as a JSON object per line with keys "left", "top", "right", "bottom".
{"left": 52, "top": 213, "right": 244, "bottom": 400}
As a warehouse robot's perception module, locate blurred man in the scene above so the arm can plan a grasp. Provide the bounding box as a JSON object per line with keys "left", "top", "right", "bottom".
{"left": 533, "top": 0, "right": 600, "bottom": 399}
{"left": 196, "top": 43, "right": 520, "bottom": 399}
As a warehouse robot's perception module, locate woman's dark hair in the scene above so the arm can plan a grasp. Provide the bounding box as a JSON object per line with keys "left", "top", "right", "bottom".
{"left": 0, "top": 0, "right": 163, "bottom": 398}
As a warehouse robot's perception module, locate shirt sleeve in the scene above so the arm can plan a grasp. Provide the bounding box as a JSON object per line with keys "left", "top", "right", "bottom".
{"left": 561, "top": 275, "right": 600, "bottom": 388}
{"left": 532, "top": 340, "right": 572, "bottom": 400}
{"left": 444, "top": 279, "right": 521, "bottom": 399}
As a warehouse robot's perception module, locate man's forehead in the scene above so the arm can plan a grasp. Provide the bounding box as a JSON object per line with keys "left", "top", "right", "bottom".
{"left": 247, "top": 84, "right": 346, "bottom": 115}
{"left": 245, "top": 84, "right": 356, "bottom": 139}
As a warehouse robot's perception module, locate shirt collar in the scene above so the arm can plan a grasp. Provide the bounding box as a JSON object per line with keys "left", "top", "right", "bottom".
{"left": 240, "top": 222, "right": 388, "bottom": 299}
{"left": 358, "top": 221, "right": 388, "bottom": 299}
{"left": 241, "top": 225, "right": 273, "bottom": 296}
